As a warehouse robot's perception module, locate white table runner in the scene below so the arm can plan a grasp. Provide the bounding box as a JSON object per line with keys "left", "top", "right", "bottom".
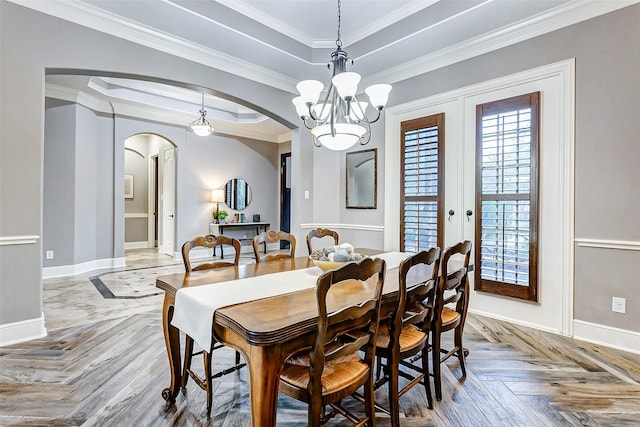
{"left": 171, "top": 251, "right": 411, "bottom": 350}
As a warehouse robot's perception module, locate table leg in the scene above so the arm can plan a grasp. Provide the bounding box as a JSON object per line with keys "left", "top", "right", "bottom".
{"left": 216, "top": 325, "right": 283, "bottom": 427}
{"left": 246, "top": 345, "right": 283, "bottom": 427}
{"left": 161, "top": 294, "right": 181, "bottom": 403}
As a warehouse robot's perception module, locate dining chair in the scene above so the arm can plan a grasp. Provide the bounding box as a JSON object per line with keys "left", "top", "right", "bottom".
{"left": 252, "top": 230, "right": 296, "bottom": 263}
{"left": 306, "top": 227, "right": 339, "bottom": 255}
{"left": 431, "top": 240, "right": 472, "bottom": 401}
{"left": 372, "top": 248, "right": 440, "bottom": 424}
{"left": 180, "top": 234, "right": 244, "bottom": 418}
{"left": 279, "top": 257, "right": 386, "bottom": 427}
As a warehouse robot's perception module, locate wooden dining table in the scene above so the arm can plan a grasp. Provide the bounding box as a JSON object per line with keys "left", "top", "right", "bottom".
{"left": 155, "top": 249, "right": 436, "bottom": 426}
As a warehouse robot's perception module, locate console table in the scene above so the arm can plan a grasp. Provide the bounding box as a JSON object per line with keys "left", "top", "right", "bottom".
{"left": 209, "top": 222, "right": 270, "bottom": 258}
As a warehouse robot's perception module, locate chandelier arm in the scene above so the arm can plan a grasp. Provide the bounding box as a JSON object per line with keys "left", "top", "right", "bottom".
{"left": 359, "top": 121, "right": 372, "bottom": 145}
{"left": 302, "top": 117, "right": 315, "bottom": 130}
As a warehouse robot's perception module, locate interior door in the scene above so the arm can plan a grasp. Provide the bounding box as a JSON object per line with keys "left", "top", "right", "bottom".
{"left": 162, "top": 146, "right": 176, "bottom": 256}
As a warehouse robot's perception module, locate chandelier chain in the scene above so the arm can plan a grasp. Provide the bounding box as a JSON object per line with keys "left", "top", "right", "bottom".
{"left": 336, "top": 0, "right": 342, "bottom": 47}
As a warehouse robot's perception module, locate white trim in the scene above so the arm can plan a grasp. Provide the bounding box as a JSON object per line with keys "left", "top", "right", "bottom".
{"left": 364, "top": 0, "right": 639, "bottom": 86}
{"left": 42, "top": 257, "right": 126, "bottom": 279}
{"left": 385, "top": 59, "right": 575, "bottom": 335}
{"left": 124, "top": 241, "right": 150, "bottom": 250}
{"left": 12, "top": 0, "right": 637, "bottom": 93}
{"left": 0, "top": 235, "right": 40, "bottom": 245}
{"left": 575, "top": 238, "right": 640, "bottom": 251}
{"left": 46, "top": 85, "right": 286, "bottom": 143}
{"left": 0, "top": 313, "right": 47, "bottom": 347}
{"left": 12, "top": 0, "right": 296, "bottom": 93}
{"left": 299, "top": 223, "right": 384, "bottom": 233}
{"left": 124, "top": 213, "right": 148, "bottom": 219}
{"left": 573, "top": 320, "right": 640, "bottom": 356}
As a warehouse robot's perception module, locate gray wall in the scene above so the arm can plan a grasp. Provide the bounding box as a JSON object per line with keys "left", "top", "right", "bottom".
{"left": 1, "top": 0, "right": 638, "bottom": 343}
{"left": 0, "top": 1, "right": 307, "bottom": 327}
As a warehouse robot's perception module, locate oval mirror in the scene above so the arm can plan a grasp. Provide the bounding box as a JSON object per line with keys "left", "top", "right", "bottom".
{"left": 224, "top": 178, "right": 252, "bottom": 210}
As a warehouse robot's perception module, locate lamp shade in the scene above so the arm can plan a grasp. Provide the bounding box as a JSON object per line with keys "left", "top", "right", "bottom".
{"left": 332, "top": 72, "right": 361, "bottom": 99}
{"left": 365, "top": 84, "right": 392, "bottom": 108}
{"left": 292, "top": 96, "right": 309, "bottom": 118}
{"left": 211, "top": 189, "right": 225, "bottom": 203}
{"left": 296, "top": 80, "right": 324, "bottom": 104}
{"left": 311, "top": 123, "right": 366, "bottom": 151}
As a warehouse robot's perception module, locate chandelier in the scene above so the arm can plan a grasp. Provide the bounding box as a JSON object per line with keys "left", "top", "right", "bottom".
{"left": 187, "top": 93, "right": 214, "bottom": 136}
{"left": 292, "top": 0, "right": 391, "bottom": 151}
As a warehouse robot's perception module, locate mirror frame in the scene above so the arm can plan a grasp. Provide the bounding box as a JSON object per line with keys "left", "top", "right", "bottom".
{"left": 346, "top": 148, "right": 377, "bottom": 209}
{"left": 224, "top": 178, "right": 252, "bottom": 210}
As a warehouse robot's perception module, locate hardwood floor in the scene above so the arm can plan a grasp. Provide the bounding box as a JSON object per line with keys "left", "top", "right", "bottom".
{"left": 1, "top": 249, "right": 639, "bottom": 426}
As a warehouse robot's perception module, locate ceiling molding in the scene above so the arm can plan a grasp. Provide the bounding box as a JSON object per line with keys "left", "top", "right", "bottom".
{"left": 15, "top": 0, "right": 639, "bottom": 95}
{"left": 214, "top": 0, "right": 316, "bottom": 47}
{"left": 46, "top": 84, "right": 285, "bottom": 143}
{"left": 10, "top": 0, "right": 298, "bottom": 93}
{"left": 363, "top": 0, "right": 640, "bottom": 87}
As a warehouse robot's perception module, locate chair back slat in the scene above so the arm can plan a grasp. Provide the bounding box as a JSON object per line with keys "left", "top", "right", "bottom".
{"left": 306, "top": 228, "right": 339, "bottom": 255}
{"left": 181, "top": 234, "right": 241, "bottom": 273}
{"left": 253, "top": 230, "right": 296, "bottom": 263}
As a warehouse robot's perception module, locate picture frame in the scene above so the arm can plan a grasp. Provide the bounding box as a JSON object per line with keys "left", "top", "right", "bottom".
{"left": 124, "top": 174, "right": 134, "bottom": 199}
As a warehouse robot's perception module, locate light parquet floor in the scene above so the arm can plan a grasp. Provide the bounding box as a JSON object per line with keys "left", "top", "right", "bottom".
{"left": 1, "top": 249, "right": 639, "bottom": 426}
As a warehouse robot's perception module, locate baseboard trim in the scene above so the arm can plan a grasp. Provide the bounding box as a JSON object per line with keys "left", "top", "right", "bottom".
{"left": 43, "top": 257, "right": 127, "bottom": 278}
{"left": 124, "top": 241, "right": 150, "bottom": 250}
{"left": 573, "top": 320, "right": 640, "bottom": 355}
{"left": 468, "top": 308, "right": 563, "bottom": 335}
{"left": 0, "top": 313, "right": 47, "bottom": 347}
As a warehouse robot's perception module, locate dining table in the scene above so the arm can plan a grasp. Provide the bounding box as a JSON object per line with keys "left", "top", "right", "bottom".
{"left": 155, "top": 249, "right": 442, "bottom": 426}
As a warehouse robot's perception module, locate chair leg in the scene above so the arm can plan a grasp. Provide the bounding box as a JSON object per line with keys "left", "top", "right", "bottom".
{"left": 364, "top": 374, "right": 377, "bottom": 427}
{"left": 388, "top": 355, "right": 400, "bottom": 426}
{"left": 203, "top": 350, "right": 213, "bottom": 419}
{"left": 308, "top": 398, "right": 322, "bottom": 427}
{"left": 181, "top": 335, "right": 194, "bottom": 389}
{"left": 421, "top": 348, "right": 433, "bottom": 409}
{"left": 432, "top": 330, "right": 442, "bottom": 401}
{"left": 454, "top": 326, "right": 467, "bottom": 378}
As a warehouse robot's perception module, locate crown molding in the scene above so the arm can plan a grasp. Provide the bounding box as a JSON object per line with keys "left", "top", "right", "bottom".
{"left": 363, "top": 0, "right": 640, "bottom": 86}
{"left": 10, "top": 0, "right": 297, "bottom": 93}
{"left": 46, "top": 84, "right": 285, "bottom": 143}
{"left": 13, "top": 0, "right": 639, "bottom": 94}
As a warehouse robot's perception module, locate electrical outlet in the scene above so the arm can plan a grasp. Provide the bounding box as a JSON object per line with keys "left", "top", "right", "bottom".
{"left": 612, "top": 297, "right": 626, "bottom": 314}
{"left": 46, "top": 250, "right": 54, "bottom": 260}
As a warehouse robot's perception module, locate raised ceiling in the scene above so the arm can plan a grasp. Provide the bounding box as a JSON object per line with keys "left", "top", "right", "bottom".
{"left": 17, "top": 0, "right": 637, "bottom": 142}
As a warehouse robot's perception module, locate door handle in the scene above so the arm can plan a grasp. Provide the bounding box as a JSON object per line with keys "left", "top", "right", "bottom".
{"left": 448, "top": 209, "right": 455, "bottom": 222}
{"left": 466, "top": 209, "right": 473, "bottom": 221}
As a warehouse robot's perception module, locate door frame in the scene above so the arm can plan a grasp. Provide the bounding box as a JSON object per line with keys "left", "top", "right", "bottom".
{"left": 383, "top": 59, "right": 575, "bottom": 336}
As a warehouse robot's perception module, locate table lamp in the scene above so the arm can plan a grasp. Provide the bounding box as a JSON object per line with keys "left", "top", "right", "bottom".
{"left": 211, "top": 189, "right": 225, "bottom": 223}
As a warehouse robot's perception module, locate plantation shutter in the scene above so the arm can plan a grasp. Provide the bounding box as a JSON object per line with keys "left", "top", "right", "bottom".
{"left": 400, "top": 114, "right": 444, "bottom": 252}
{"left": 474, "top": 92, "right": 539, "bottom": 301}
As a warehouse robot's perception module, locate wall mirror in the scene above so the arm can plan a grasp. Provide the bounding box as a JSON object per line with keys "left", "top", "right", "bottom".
{"left": 346, "top": 148, "right": 377, "bottom": 209}
{"left": 225, "top": 178, "right": 252, "bottom": 210}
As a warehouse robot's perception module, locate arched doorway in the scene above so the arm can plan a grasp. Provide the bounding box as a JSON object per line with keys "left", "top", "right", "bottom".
{"left": 124, "top": 133, "right": 176, "bottom": 257}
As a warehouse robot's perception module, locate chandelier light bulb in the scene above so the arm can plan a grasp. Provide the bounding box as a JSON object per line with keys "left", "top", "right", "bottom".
{"left": 349, "top": 101, "right": 369, "bottom": 121}
{"left": 296, "top": 80, "right": 324, "bottom": 104}
{"left": 365, "top": 84, "right": 392, "bottom": 109}
{"left": 332, "top": 72, "right": 361, "bottom": 99}
{"left": 292, "top": 96, "right": 309, "bottom": 118}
